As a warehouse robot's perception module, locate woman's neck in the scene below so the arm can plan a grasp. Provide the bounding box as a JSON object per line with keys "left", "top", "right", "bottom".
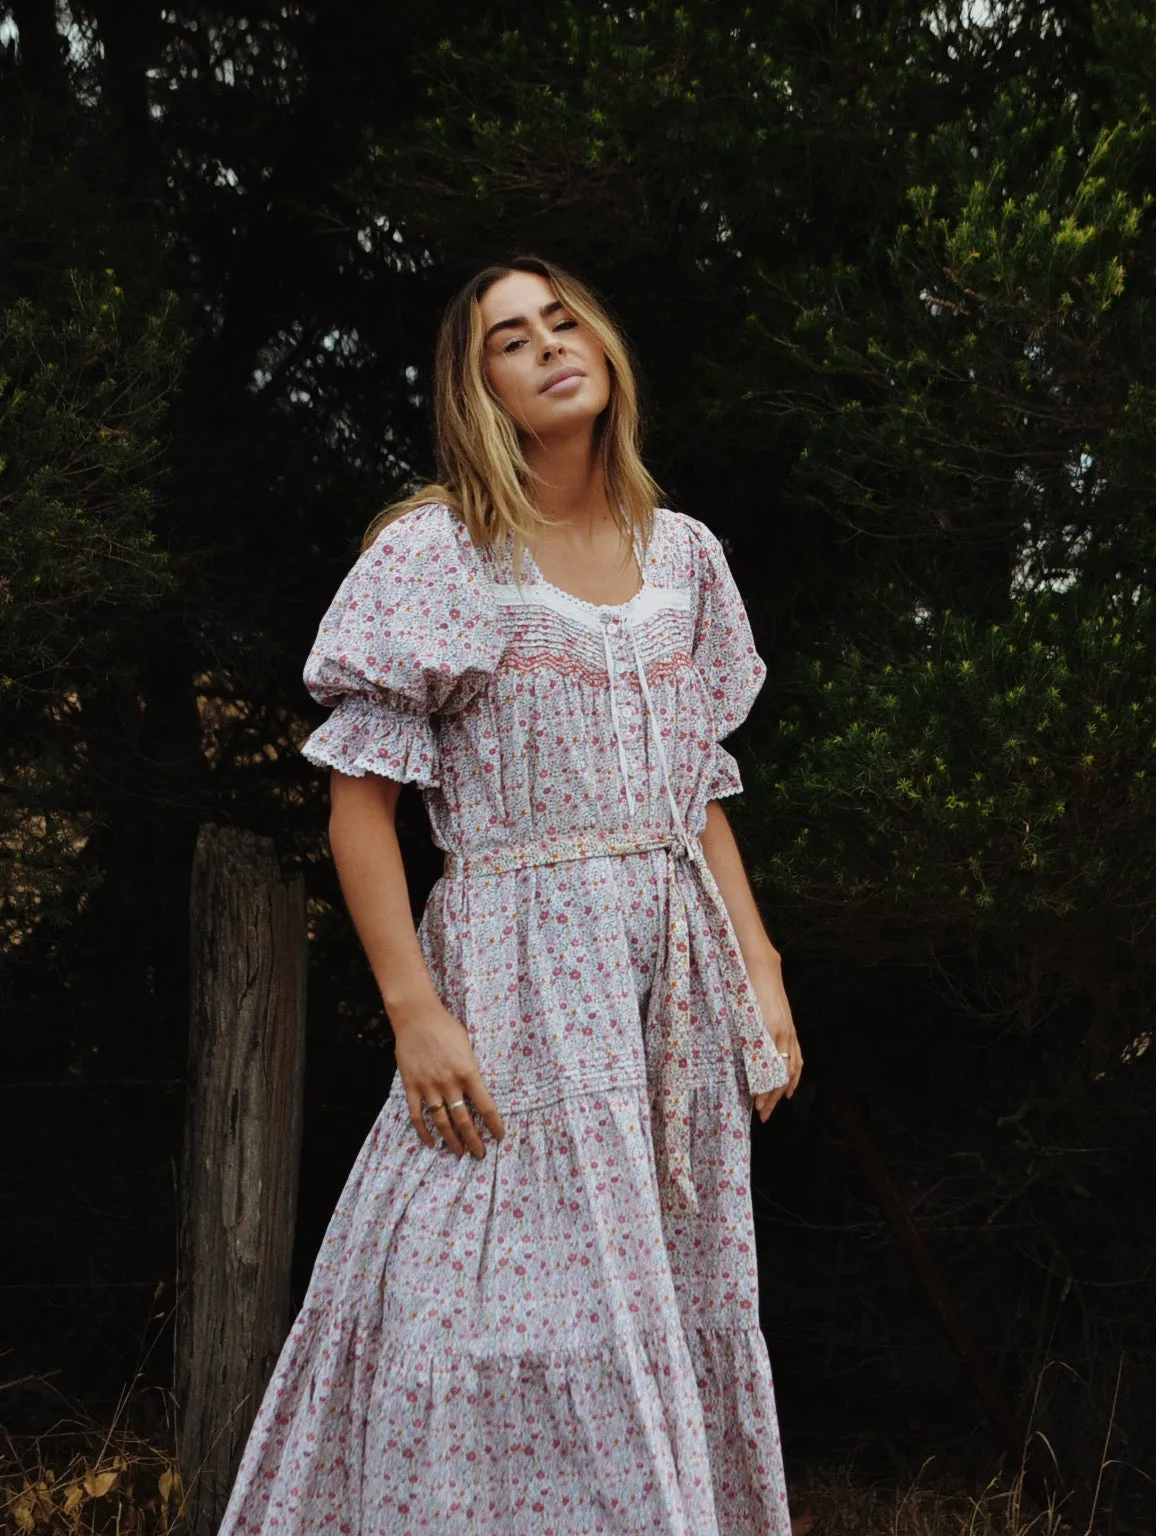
{"left": 524, "top": 430, "right": 610, "bottom": 531}
{"left": 521, "top": 427, "right": 637, "bottom": 601}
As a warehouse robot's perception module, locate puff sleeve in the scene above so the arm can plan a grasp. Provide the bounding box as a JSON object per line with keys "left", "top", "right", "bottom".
{"left": 687, "top": 517, "right": 768, "bottom": 800}
{"left": 300, "top": 504, "right": 503, "bottom": 786}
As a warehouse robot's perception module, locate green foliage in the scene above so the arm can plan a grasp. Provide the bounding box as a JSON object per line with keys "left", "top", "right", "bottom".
{"left": 722, "top": 5, "right": 1156, "bottom": 1058}
{"left": 386, "top": 0, "right": 936, "bottom": 262}
{"left": 751, "top": 592, "right": 1156, "bottom": 1009}
{"left": 0, "top": 271, "right": 182, "bottom": 701}
{"left": 0, "top": 270, "right": 185, "bottom": 948}
{"left": 757, "top": 80, "right": 1156, "bottom": 578}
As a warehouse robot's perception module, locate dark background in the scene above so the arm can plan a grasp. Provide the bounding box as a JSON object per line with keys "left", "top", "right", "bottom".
{"left": 2, "top": 0, "right": 1154, "bottom": 1523}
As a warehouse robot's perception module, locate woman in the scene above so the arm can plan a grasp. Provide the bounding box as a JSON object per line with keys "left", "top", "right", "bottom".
{"left": 218, "top": 255, "right": 804, "bottom": 1534}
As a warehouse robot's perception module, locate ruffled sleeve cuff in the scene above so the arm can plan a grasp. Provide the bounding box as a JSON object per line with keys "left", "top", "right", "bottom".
{"left": 300, "top": 694, "right": 440, "bottom": 787}
{"left": 706, "top": 743, "right": 746, "bottom": 801}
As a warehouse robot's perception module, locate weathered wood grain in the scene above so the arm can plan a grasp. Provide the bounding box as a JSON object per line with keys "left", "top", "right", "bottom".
{"left": 175, "top": 825, "right": 306, "bottom": 1536}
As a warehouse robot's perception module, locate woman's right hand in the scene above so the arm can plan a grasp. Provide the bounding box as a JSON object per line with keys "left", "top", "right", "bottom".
{"left": 392, "top": 999, "right": 506, "bottom": 1159}
{"left": 326, "top": 771, "right": 505, "bottom": 1160}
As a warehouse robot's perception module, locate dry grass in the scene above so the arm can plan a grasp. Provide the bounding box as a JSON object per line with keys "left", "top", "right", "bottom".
{"left": 0, "top": 1442, "right": 1082, "bottom": 1536}
{"left": 0, "top": 1422, "right": 184, "bottom": 1535}
{"left": 790, "top": 1463, "right": 1070, "bottom": 1536}
{"left": 1, "top": 1419, "right": 1144, "bottom": 1535}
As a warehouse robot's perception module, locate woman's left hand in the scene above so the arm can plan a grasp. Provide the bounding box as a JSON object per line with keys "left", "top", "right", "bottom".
{"left": 695, "top": 802, "right": 803, "bottom": 1123}
{"left": 749, "top": 958, "right": 803, "bottom": 1122}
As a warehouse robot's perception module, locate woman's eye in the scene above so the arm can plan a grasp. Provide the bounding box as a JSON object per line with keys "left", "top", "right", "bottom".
{"left": 501, "top": 336, "right": 527, "bottom": 354}
{"left": 554, "top": 319, "right": 578, "bottom": 332}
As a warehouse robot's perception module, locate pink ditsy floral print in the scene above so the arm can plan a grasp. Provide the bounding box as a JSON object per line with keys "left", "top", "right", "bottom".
{"left": 217, "top": 504, "right": 792, "bottom": 1535}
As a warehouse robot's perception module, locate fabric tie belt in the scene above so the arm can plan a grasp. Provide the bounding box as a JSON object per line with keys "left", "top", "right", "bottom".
{"left": 443, "top": 828, "right": 788, "bottom": 1215}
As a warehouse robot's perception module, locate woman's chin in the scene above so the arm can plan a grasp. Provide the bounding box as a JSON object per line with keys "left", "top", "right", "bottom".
{"left": 524, "top": 395, "right": 609, "bottom": 439}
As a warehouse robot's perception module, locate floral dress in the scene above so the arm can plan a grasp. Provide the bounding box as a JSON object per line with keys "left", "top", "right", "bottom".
{"left": 217, "top": 503, "right": 792, "bottom": 1536}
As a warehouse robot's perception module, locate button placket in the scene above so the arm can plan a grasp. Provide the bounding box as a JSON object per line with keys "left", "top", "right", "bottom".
{"left": 600, "top": 611, "right": 637, "bottom": 815}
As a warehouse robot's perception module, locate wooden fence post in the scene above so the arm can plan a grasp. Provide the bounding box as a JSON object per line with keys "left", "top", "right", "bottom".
{"left": 175, "top": 825, "right": 307, "bottom": 1536}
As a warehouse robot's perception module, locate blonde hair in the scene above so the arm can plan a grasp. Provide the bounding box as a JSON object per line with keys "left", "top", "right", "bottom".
{"left": 362, "top": 256, "right": 662, "bottom": 563}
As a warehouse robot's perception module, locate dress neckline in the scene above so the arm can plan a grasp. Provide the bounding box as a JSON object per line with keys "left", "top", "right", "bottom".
{"left": 517, "top": 527, "right": 651, "bottom": 615}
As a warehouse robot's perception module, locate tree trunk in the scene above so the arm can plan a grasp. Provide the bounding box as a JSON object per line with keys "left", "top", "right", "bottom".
{"left": 176, "top": 825, "right": 307, "bottom": 1536}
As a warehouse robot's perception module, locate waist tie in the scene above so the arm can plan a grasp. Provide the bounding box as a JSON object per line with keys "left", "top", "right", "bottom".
{"left": 443, "top": 828, "right": 788, "bottom": 1215}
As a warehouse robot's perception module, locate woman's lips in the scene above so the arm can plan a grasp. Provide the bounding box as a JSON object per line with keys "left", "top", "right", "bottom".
{"left": 540, "top": 367, "right": 584, "bottom": 393}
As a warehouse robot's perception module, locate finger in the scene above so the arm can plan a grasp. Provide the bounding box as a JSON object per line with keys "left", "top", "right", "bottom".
{"left": 788, "top": 1056, "right": 804, "bottom": 1097}
{"left": 428, "top": 1102, "right": 465, "bottom": 1156}
{"left": 757, "top": 1083, "right": 788, "bottom": 1122}
{"left": 763, "top": 1085, "right": 787, "bottom": 1120}
{"left": 466, "top": 1078, "right": 505, "bottom": 1143}
{"left": 407, "top": 1086, "right": 436, "bottom": 1148}
{"left": 781, "top": 1053, "right": 798, "bottom": 1097}
{"left": 448, "top": 1097, "right": 486, "bottom": 1159}
{"left": 785, "top": 1038, "right": 803, "bottom": 1095}
{"left": 770, "top": 1037, "right": 801, "bottom": 1098}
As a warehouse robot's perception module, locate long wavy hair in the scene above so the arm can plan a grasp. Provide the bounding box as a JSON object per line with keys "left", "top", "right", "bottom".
{"left": 362, "top": 256, "right": 662, "bottom": 561}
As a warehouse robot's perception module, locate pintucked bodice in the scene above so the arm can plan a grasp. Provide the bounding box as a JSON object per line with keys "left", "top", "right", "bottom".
{"left": 301, "top": 502, "right": 766, "bottom": 858}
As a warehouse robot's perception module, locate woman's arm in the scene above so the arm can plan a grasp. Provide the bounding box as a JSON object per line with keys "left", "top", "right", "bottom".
{"left": 328, "top": 770, "right": 505, "bottom": 1157}
{"left": 699, "top": 799, "right": 803, "bottom": 1120}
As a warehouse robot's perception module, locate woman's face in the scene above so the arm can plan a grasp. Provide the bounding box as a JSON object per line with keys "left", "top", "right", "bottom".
{"left": 478, "top": 270, "right": 612, "bottom": 441}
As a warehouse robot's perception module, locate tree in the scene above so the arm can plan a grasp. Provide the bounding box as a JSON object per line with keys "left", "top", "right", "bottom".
{"left": 1, "top": 266, "right": 183, "bottom": 959}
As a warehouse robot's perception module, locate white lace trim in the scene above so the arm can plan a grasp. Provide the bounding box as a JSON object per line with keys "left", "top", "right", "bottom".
{"left": 483, "top": 579, "right": 692, "bottom": 631}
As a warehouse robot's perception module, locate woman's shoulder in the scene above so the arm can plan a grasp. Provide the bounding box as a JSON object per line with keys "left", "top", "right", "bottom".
{"left": 353, "top": 500, "right": 493, "bottom": 593}
{"left": 651, "top": 507, "right": 731, "bottom": 580}
{"left": 304, "top": 500, "right": 503, "bottom": 707}
{"left": 363, "top": 500, "right": 472, "bottom": 562}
